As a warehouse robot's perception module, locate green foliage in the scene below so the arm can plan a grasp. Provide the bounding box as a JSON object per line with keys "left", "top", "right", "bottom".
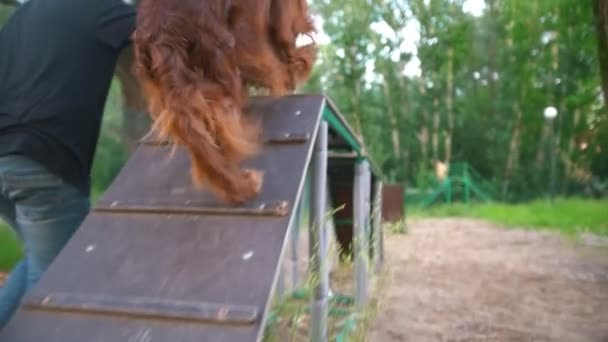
{"left": 310, "top": 0, "right": 607, "bottom": 202}
{"left": 2, "top": 0, "right": 605, "bottom": 204}
{"left": 90, "top": 78, "right": 130, "bottom": 201}
{"left": 409, "top": 198, "right": 608, "bottom": 237}
{"left": 0, "top": 4, "right": 14, "bottom": 24}
{"left": 0, "top": 222, "right": 22, "bottom": 271}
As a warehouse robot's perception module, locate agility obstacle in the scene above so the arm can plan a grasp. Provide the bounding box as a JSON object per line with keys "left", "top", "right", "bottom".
{"left": 0, "top": 94, "right": 385, "bottom": 342}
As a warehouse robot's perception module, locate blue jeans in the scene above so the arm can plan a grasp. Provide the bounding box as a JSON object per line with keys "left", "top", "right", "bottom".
{"left": 0, "top": 155, "right": 89, "bottom": 330}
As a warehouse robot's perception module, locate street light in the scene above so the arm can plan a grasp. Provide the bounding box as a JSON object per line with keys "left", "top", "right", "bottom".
{"left": 544, "top": 106, "right": 558, "bottom": 120}
{"left": 543, "top": 106, "right": 558, "bottom": 202}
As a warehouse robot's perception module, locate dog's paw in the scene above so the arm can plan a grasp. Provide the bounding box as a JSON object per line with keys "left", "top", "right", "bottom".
{"left": 225, "top": 169, "right": 264, "bottom": 204}
{"left": 243, "top": 168, "right": 264, "bottom": 194}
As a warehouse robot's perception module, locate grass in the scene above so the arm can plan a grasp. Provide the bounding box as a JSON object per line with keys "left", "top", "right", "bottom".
{"left": 262, "top": 261, "right": 388, "bottom": 342}
{"left": 409, "top": 197, "right": 608, "bottom": 237}
{"left": 262, "top": 209, "right": 398, "bottom": 342}
{"left": 0, "top": 221, "right": 22, "bottom": 272}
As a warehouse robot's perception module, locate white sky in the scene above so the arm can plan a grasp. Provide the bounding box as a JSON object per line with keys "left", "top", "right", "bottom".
{"left": 307, "top": 0, "right": 486, "bottom": 79}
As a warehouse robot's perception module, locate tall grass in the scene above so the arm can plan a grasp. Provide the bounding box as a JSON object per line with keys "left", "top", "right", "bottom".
{"left": 409, "top": 198, "right": 608, "bottom": 237}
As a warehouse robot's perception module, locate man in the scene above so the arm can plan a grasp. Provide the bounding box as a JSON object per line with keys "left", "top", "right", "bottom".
{"left": 0, "top": 0, "right": 136, "bottom": 329}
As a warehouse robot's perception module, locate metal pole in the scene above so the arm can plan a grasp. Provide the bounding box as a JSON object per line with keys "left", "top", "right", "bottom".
{"left": 276, "top": 270, "right": 285, "bottom": 298}
{"left": 464, "top": 167, "right": 470, "bottom": 205}
{"left": 364, "top": 168, "right": 371, "bottom": 252}
{"left": 324, "top": 183, "right": 335, "bottom": 299}
{"left": 308, "top": 169, "right": 315, "bottom": 275}
{"left": 548, "top": 120, "right": 556, "bottom": 202}
{"left": 372, "top": 181, "right": 384, "bottom": 275}
{"left": 309, "top": 121, "right": 328, "bottom": 342}
{"left": 353, "top": 159, "right": 370, "bottom": 307}
{"left": 290, "top": 198, "right": 303, "bottom": 291}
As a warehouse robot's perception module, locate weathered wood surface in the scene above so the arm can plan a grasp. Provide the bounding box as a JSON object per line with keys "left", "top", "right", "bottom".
{"left": 0, "top": 95, "right": 325, "bottom": 342}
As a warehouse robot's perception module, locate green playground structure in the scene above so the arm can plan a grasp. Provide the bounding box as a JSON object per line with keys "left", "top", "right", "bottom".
{"left": 407, "top": 162, "right": 495, "bottom": 208}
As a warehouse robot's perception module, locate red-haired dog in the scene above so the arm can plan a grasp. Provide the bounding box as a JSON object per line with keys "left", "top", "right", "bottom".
{"left": 132, "top": 0, "right": 316, "bottom": 204}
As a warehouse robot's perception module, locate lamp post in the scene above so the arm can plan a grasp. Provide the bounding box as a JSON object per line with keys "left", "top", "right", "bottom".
{"left": 543, "top": 106, "right": 558, "bottom": 202}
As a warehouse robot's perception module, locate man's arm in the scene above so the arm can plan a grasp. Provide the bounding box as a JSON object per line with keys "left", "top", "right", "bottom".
{"left": 96, "top": 0, "right": 137, "bottom": 49}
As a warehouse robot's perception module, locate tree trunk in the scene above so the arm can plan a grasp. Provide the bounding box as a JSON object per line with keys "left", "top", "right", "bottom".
{"left": 431, "top": 97, "right": 440, "bottom": 163}
{"left": 594, "top": 0, "right": 608, "bottom": 106}
{"left": 502, "top": 102, "right": 523, "bottom": 199}
{"left": 444, "top": 47, "right": 454, "bottom": 163}
{"left": 562, "top": 108, "right": 581, "bottom": 193}
{"left": 351, "top": 80, "right": 365, "bottom": 146}
{"left": 486, "top": 0, "right": 497, "bottom": 118}
{"left": 382, "top": 77, "right": 402, "bottom": 164}
{"left": 501, "top": 19, "right": 521, "bottom": 199}
{"left": 567, "top": 109, "right": 581, "bottom": 161}
{"left": 535, "top": 31, "right": 560, "bottom": 169}
{"left": 396, "top": 72, "right": 409, "bottom": 179}
{"left": 418, "top": 81, "right": 430, "bottom": 171}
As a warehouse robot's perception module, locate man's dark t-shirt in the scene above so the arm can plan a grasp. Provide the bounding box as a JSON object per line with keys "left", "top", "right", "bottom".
{"left": 0, "top": 0, "right": 136, "bottom": 196}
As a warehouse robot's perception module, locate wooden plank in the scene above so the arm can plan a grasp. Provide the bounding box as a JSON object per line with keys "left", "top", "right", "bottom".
{"left": 2, "top": 213, "right": 292, "bottom": 341}
{"left": 2, "top": 311, "right": 258, "bottom": 342}
{"left": 96, "top": 144, "right": 307, "bottom": 213}
{"left": 140, "top": 132, "right": 311, "bottom": 146}
{"left": 98, "top": 97, "right": 326, "bottom": 210}
{"left": 24, "top": 293, "right": 258, "bottom": 324}
{"left": 246, "top": 95, "right": 325, "bottom": 135}
{"left": 94, "top": 200, "right": 290, "bottom": 217}
{"left": 2, "top": 215, "right": 277, "bottom": 341}
{"left": 21, "top": 213, "right": 289, "bottom": 312}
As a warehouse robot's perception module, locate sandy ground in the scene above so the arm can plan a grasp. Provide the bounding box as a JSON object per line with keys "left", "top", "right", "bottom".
{"left": 367, "top": 218, "right": 608, "bottom": 342}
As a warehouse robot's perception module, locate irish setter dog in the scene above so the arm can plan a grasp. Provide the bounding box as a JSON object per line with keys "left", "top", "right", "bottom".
{"left": 132, "top": 0, "right": 317, "bottom": 204}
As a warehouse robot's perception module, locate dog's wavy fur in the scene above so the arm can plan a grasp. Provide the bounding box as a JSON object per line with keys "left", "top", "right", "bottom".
{"left": 132, "top": 0, "right": 316, "bottom": 204}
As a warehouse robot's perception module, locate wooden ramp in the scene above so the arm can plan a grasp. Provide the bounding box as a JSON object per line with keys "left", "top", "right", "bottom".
{"left": 0, "top": 94, "right": 385, "bottom": 342}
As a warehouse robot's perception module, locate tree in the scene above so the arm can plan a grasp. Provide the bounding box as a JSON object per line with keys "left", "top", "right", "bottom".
{"left": 310, "top": 0, "right": 605, "bottom": 201}
{"left": 3, "top": 0, "right": 605, "bottom": 201}
{"left": 594, "top": 0, "right": 608, "bottom": 106}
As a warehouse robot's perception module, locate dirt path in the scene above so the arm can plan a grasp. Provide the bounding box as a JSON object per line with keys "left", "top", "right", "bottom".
{"left": 368, "top": 218, "right": 608, "bottom": 342}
